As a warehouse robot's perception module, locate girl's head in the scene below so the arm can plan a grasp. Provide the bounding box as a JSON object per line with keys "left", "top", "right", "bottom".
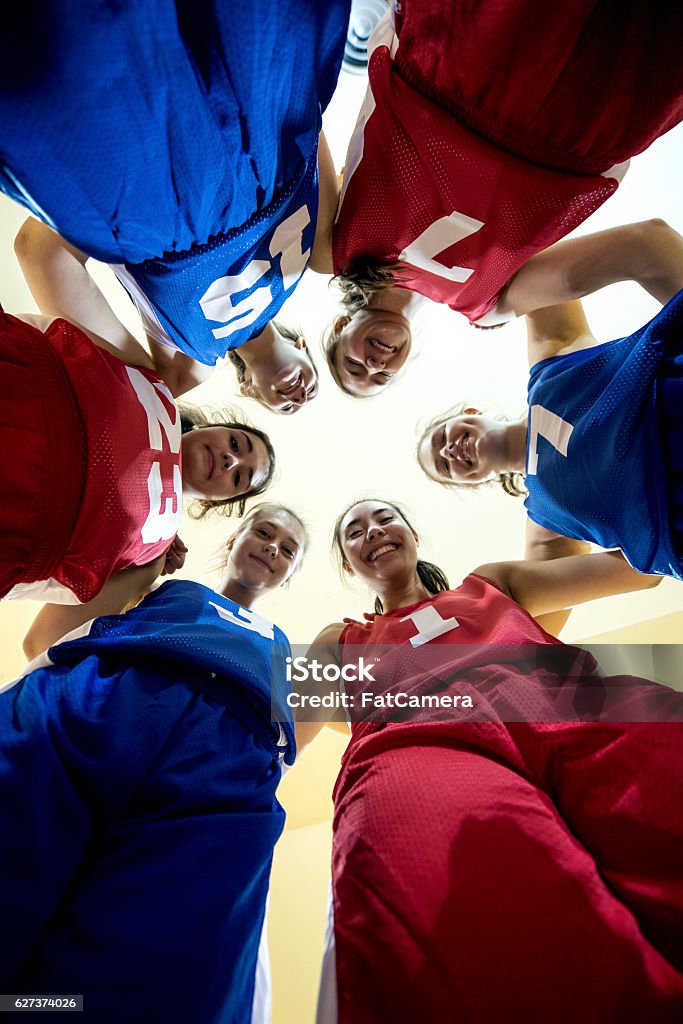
{"left": 222, "top": 504, "right": 308, "bottom": 600}
{"left": 180, "top": 406, "right": 276, "bottom": 517}
{"left": 333, "top": 499, "right": 448, "bottom": 613}
{"left": 323, "top": 259, "right": 411, "bottom": 397}
{"left": 229, "top": 322, "right": 318, "bottom": 415}
{"left": 417, "top": 405, "right": 527, "bottom": 497}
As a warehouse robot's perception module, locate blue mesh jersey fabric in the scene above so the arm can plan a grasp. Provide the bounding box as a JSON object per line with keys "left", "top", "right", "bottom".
{"left": 526, "top": 288, "right": 683, "bottom": 578}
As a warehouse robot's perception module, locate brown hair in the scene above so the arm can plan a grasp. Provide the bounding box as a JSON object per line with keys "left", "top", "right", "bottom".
{"left": 322, "top": 257, "right": 406, "bottom": 398}
{"left": 179, "top": 404, "right": 276, "bottom": 519}
{"left": 228, "top": 321, "right": 317, "bottom": 407}
{"left": 332, "top": 499, "right": 449, "bottom": 614}
{"left": 417, "top": 403, "right": 527, "bottom": 498}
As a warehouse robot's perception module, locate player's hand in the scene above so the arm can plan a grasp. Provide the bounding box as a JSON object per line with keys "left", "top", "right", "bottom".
{"left": 161, "top": 535, "right": 188, "bottom": 575}
{"left": 342, "top": 612, "right": 376, "bottom": 625}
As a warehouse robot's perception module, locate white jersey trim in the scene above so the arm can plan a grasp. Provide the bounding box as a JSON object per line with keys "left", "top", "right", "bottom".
{"left": 316, "top": 886, "right": 338, "bottom": 1024}
{"left": 335, "top": 7, "right": 396, "bottom": 221}
{"left": 472, "top": 302, "right": 517, "bottom": 328}
{"left": 5, "top": 577, "right": 81, "bottom": 605}
{"left": 112, "top": 264, "right": 179, "bottom": 352}
{"left": 0, "top": 617, "right": 98, "bottom": 694}
{"left": 601, "top": 159, "right": 630, "bottom": 184}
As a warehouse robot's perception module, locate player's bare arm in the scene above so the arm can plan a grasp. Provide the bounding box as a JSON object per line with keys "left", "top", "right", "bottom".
{"left": 14, "top": 217, "right": 154, "bottom": 369}
{"left": 293, "top": 620, "right": 348, "bottom": 756}
{"left": 523, "top": 521, "right": 591, "bottom": 637}
{"left": 23, "top": 556, "right": 166, "bottom": 661}
{"left": 478, "top": 548, "right": 661, "bottom": 623}
{"left": 524, "top": 299, "right": 598, "bottom": 364}
{"left": 500, "top": 219, "right": 683, "bottom": 318}
{"left": 145, "top": 335, "right": 214, "bottom": 397}
{"left": 309, "top": 131, "right": 340, "bottom": 274}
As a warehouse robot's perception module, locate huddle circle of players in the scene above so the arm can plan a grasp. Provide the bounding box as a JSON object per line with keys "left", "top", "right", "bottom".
{"left": 1, "top": 3, "right": 683, "bottom": 1023}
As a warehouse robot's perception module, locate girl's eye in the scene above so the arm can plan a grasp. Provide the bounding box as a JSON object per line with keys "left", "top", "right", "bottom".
{"left": 234, "top": 471, "right": 241, "bottom": 490}
{"left": 349, "top": 529, "right": 362, "bottom": 539}
{"left": 283, "top": 547, "right": 295, "bottom": 558}
{"left": 380, "top": 516, "right": 393, "bottom": 524}
{"left": 256, "top": 528, "right": 268, "bottom": 537}
{"left": 231, "top": 435, "right": 238, "bottom": 452}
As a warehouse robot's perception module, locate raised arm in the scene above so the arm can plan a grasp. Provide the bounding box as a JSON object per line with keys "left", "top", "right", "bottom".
{"left": 523, "top": 522, "right": 591, "bottom": 636}
{"left": 14, "top": 217, "right": 154, "bottom": 368}
{"left": 499, "top": 219, "right": 683, "bottom": 318}
{"left": 309, "top": 131, "right": 339, "bottom": 275}
{"left": 292, "top": 620, "right": 347, "bottom": 757}
{"left": 144, "top": 335, "right": 214, "bottom": 397}
{"left": 478, "top": 548, "right": 660, "bottom": 622}
{"left": 525, "top": 299, "right": 598, "bottom": 365}
{"left": 23, "top": 557, "right": 165, "bottom": 662}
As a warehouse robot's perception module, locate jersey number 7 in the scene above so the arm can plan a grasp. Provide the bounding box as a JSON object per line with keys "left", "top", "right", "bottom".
{"left": 527, "top": 405, "right": 574, "bottom": 475}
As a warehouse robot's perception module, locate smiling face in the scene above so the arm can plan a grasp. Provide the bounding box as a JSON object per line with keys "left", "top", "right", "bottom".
{"left": 181, "top": 426, "right": 272, "bottom": 501}
{"left": 333, "top": 309, "right": 412, "bottom": 396}
{"left": 226, "top": 509, "right": 306, "bottom": 595}
{"left": 419, "top": 413, "right": 507, "bottom": 485}
{"left": 243, "top": 333, "right": 318, "bottom": 414}
{"left": 338, "top": 501, "right": 419, "bottom": 587}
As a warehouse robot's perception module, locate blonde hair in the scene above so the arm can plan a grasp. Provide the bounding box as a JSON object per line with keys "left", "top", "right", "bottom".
{"left": 417, "top": 403, "right": 527, "bottom": 498}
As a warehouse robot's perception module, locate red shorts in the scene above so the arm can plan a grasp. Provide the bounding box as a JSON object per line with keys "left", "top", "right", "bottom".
{"left": 0, "top": 311, "right": 85, "bottom": 599}
{"left": 333, "top": 719, "right": 683, "bottom": 1022}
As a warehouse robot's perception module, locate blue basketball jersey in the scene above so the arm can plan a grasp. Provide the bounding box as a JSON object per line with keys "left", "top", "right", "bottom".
{"left": 50, "top": 578, "right": 296, "bottom": 757}
{"left": 525, "top": 289, "right": 683, "bottom": 577}
{"left": 0, "top": 0, "right": 350, "bottom": 363}
{"left": 115, "top": 154, "right": 319, "bottom": 362}
{"left": 0, "top": 580, "right": 294, "bottom": 1023}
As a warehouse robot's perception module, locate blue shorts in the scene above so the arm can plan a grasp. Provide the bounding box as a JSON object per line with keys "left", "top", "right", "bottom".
{"left": 0, "top": 627, "right": 288, "bottom": 1022}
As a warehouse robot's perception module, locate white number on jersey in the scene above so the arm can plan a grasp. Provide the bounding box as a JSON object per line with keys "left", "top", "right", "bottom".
{"left": 399, "top": 210, "right": 484, "bottom": 284}
{"left": 125, "top": 368, "right": 183, "bottom": 543}
{"left": 400, "top": 605, "right": 459, "bottom": 648}
{"left": 527, "top": 405, "right": 574, "bottom": 475}
{"left": 199, "top": 205, "right": 311, "bottom": 340}
{"left": 209, "top": 602, "right": 275, "bottom": 641}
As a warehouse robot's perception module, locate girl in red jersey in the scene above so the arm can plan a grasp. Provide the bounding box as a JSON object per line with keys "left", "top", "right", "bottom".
{"left": 1, "top": 219, "right": 275, "bottom": 615}
{"left": 298, "top": 500, "right": 683, "bottom": 1024}
{"left": 317, "top": 0, "right": 683, "bottom": 395}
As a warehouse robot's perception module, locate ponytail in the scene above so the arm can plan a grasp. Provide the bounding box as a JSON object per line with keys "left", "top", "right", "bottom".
{"left": 373, "top": 558, "right": 449, "bottom": 614}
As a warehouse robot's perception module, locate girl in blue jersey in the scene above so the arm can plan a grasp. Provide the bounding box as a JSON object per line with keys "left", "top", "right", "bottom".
{"left": 0, "top": 0, "right": 349, "bottom": 408}
{"left": 0, "top": 503, "right": 307, "bottom": 1024}
{"left": 418, "top": 218, "right": 683, "bottom": 579}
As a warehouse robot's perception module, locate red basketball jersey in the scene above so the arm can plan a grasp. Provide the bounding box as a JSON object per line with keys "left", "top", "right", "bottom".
{"left": 341, "top": 573, "right": 555, "bottom": 650}
{"left": 338, "top": 574, "right": 681, "bottom": 740}
{"left": 6, "top": 318, "right": 182, "bottom": 603}
{"left": 332, "top": 7, "right": 640, "bottom": 322}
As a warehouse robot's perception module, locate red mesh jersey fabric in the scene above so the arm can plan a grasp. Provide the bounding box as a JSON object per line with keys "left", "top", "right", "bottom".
{"left": 1, "top": 315, "right": 181, "bottom": 602}
{"left": 333, "top": 0, "right": 683, "bottom": 321}
{"left": 333, "top": 576, "right": 683, "bottom": 1022}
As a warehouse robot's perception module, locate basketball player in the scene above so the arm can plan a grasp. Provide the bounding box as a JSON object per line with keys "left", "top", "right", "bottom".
{"left": 0, "top": 504, "right": 307, "bottom": 1024}
{"left": 300, "top": 499, "right": 683, "bottom": 1023}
